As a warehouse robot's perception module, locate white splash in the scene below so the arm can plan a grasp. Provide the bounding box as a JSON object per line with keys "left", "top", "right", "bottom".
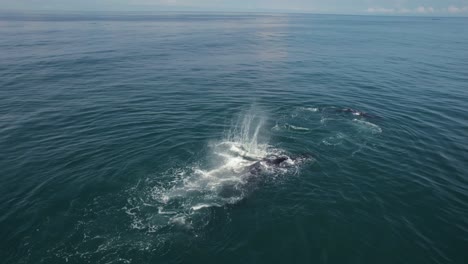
{"left": 126, "top": 108, "right": 307, "bottom": 232}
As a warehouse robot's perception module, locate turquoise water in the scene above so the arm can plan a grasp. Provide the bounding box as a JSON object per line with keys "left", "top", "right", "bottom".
{"left": 1, "top": 13, "right": 467, "bottom": 264}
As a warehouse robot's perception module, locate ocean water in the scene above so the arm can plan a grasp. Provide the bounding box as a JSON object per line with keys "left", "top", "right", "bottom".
{"left": 0, "top": 12, "right": 467, "bottom": 264}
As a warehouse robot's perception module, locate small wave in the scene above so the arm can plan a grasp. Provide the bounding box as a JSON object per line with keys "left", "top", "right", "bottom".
{"left": 288, "top": 124, "right": 310, "bottom": 131}
{"left": 191, "top": 203, "right": 221, "bottom": 211}
{"left": 271, "top": 123, "right": 310, "bottom": 132}
{"left": 353, "top": 119, "right": 382, "bottom": 134}
{"left": 301, "top": 107, "right": 319, "bottom": 112}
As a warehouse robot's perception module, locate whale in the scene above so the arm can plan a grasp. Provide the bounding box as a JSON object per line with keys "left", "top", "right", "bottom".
{"left": 218, "top": 153, "right": 312, "bottom": 200}
{"left": 246, "top": 154, "right": 312, "bottom": 175}
{"left": 338, "top": 108, "right": 376, "bottom": 118}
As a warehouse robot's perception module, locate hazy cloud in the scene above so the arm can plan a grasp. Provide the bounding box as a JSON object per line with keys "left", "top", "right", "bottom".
{"left": 366, "top": 7, "right": 396, "bottom": 13}
{"left": 415, "top": 6, "right": 434, "bottom": 13}
{"left": 447, "top": 5, "right": 468, "bottom": 13}
{"left": 1, "top": 0, "right": 468, "bottom": 15}
{"left": 367, "top": 4, "right": 468, "bottom": 14}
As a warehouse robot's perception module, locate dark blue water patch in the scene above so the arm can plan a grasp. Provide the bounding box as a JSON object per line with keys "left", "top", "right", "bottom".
{"left": 1, "top": 13, "right": 467, "bottom": 264}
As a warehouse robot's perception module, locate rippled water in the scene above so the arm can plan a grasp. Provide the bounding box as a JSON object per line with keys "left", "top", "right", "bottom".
{"left": 1, "top": 13, "right": 467, "bottom": 264}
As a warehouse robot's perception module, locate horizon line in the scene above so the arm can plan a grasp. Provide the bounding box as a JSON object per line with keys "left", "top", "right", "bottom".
{"left": 1, "top": 9, "right": 467, "bottom": 18}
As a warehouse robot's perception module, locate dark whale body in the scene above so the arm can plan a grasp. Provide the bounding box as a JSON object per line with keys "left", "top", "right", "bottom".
{"left": 338, "top": 108, "right": 376, "bottom": 118}
{"left": 246, "top": 154, "right": 311, "bottom": 175}
{"left": 219, "top": 153, "right": 312, "bottom": 201}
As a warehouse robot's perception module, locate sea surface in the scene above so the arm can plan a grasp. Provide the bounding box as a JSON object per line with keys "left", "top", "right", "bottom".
{"left": 0, "top": 12, "right": 467, "bottom": 264}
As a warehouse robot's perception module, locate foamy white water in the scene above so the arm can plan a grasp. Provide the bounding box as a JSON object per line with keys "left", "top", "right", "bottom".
{"left": 126, "top": 109, "right": 307, "bottom": 231}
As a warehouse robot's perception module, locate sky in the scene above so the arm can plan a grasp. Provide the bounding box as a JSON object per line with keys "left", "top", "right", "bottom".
{"left": 2, "top": 0, "right": 468, "bottom": 15}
